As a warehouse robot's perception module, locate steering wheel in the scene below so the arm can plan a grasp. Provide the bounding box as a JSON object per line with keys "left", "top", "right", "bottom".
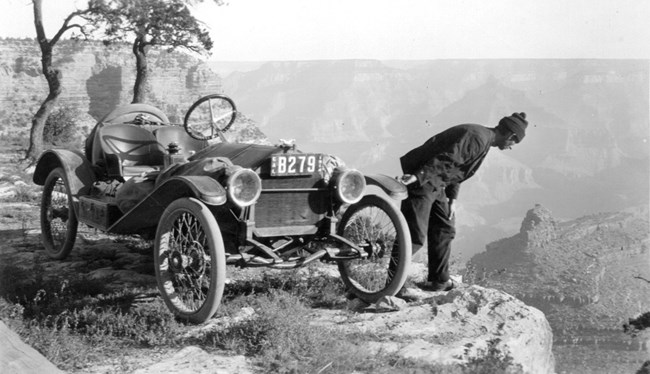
{"left": 184, "top": 94, "right": 237, "bottom": 140}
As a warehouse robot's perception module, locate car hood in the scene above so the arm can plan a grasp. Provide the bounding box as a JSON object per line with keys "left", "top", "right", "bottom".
{"left": 189, "top": 143, "right": 284, "bottom": 169}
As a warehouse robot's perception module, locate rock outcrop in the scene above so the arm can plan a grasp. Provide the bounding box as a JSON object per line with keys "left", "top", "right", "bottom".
{"left": 311, "top": 285, "right": 555, "bottom": 374}
{"left": 519, "top": 204, "right": 558, "bottom": 247}
{"left": 467, "top": 204, "right": 650, "bottom": 333}
{"left": 0, "top": 321, "right": 64, "bottom": 374}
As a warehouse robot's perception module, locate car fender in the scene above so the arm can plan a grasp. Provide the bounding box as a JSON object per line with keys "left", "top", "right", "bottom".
{"left": 364, "top": 174, "right": 408, "bottom": 202}
{"left": 108, "top": 175, "right": 227, "bottom": 234}
{"left": 32, "top": 149, "right": 96, "bottom": 198}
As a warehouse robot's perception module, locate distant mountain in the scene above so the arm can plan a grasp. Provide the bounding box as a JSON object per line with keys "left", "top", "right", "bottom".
{"left": 4, "top": 41, "right": 647, "bottom": 261}
{"left": 221, "top": 59, "right": 648, "bottom": 171}
{"left": 219, "top": 60, "right": 649, "bottom": 256}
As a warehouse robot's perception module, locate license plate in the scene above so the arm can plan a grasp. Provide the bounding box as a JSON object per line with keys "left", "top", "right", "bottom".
{"left": 271, "top": 153, "right": 322, "bottom": 176}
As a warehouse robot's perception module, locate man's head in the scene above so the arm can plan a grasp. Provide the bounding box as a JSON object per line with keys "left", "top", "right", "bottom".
{"left": 494, "top": 112, "right": 528, "bottom": 150}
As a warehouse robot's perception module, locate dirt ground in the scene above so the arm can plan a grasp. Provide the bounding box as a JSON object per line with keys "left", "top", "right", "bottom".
{"left": 0, "top": 184, "right": 258, "bottom": 373}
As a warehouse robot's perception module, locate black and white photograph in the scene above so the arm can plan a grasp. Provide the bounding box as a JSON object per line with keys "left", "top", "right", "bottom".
{"left": 0, "top": 1, "right": 648, "bottom": 373}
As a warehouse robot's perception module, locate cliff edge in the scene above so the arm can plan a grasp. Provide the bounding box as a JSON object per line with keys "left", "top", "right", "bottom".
{"left": 0, "top": 200, "right": 554, "bottom": 373}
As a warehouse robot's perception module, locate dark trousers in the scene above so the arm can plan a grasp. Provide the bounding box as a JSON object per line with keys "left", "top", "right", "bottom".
{"left": 400, "top": 186, "right": 456, "bottom": 283}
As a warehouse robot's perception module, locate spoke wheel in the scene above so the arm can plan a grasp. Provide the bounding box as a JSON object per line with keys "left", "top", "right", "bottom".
{"left": 154, "top": 198, "right": 226, "bottom": 323}
{"left": 337, "top": 195, "right": 411, "bottom": 302}
{"left": 41, "top": 167, "right": 78, "bottom": 260}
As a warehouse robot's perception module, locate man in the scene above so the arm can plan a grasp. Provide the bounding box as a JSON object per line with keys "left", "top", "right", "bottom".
{"left": 397, "top": 112, "right": 529, "bottom": 292}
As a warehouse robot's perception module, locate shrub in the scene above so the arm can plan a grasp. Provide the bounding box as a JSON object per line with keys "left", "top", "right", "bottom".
{"left": 0, "top": 264, "right": 108, "bottom": 320}
{"left": 61, "top": 299, "right": 181, "bottom": 346}
{"left": 461, "top": 339, "right": 523, "bottom": 374}
{"left": 624, "top": 311, "right": 650, "bottom": 336}
{"left": 221, "top": 267, "right": 347, "bottom": 309}
{"left": 194, "top": 288, "right": 453, "bottom": 374}
{"left": 43, "top": 106, "right": 83, "bottom": 148}
{"left": 7, "top": 183, "right": 40, "bottom": 203}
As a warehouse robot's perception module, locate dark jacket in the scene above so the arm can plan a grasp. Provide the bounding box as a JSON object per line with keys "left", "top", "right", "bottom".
{"left": 400, "top": 124, "right": 494, "bottom": 200}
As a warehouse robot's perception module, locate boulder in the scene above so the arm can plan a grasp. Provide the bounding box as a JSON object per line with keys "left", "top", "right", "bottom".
{"left": 0, "top": 321, "right": 64, "bottom": 374}
{"left": 311, "top": 284, "right": 555, "bottom": 374}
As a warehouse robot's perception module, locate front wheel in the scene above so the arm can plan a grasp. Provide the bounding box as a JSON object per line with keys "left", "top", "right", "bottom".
{"left": 41, "top": 167, "right": 78, "bottom": 260}
{"left": 337, "top": 195, "right": 411, "bottom": 303}
{"left": 154, "top": 197, "right": 226, "bottom": 323}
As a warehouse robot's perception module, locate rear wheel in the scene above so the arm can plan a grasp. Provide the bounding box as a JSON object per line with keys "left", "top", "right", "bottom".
{"left": 41, "top": 167, "right": 78, "bottom": 260}
{"left": 154, "top": 198, "right": 226, "bottom": 323}
{"left": 337, "top": 195, "right": 411, "bottom": 302}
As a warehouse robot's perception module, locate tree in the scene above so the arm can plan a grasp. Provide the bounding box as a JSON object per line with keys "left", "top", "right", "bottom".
{"left": 87, "top": 0, "right": 216, "bottom": 104}
{"left": 27, "top": 0, "right": 94, "bottom": 161}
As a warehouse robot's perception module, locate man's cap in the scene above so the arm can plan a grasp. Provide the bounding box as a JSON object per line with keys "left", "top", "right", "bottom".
{"left": 498, "top": 112, "right": 528, "bottom": 143}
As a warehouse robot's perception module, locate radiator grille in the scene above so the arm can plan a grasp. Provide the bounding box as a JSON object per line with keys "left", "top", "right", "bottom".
{"left": 254, "top": 174, "right": 329, "bottom": 229}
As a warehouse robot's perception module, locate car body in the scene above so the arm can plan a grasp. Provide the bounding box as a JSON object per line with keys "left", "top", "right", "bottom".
{"left": 33, "top": 94, "right": 411, "bottom": 323}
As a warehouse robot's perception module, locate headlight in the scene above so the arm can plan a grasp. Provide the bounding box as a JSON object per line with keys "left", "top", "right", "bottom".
{"left": 226, "top": 167, "right": 262, "bottom": 207}
{"left": 331, "top": 168, "right": 366, "bottom": 204}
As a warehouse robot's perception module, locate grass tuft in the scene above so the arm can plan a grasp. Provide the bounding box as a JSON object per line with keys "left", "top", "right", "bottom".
{"left": 0, "top": 263, "right": 183, "bottom": 370}
{"left": 196, "top": 289, "right": 453, "bottom": 374}
{"left": 0, "top": 259, "right": 522, "bottom": 373}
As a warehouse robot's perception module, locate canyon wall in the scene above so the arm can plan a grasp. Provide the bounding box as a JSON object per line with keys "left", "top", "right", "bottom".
{"left": 218, "top": 58, "right": 649, "bottom": 261}
{"left": 0, "top": 38, "right": 265, "bottom": 143}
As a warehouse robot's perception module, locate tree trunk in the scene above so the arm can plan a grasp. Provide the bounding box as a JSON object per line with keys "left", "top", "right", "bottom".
{"left": 27, "top": 83, "right": 60, "bottom": 160}
{"left": 26, "top": 0, "right": 62, "bottom": 161}
{"left": 132, "top": 36, "right": 148, "bottom": 104}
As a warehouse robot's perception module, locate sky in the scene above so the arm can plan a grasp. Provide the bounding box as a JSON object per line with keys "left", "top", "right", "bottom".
{"left": 1, "top": 0, "right": 649, "bottom": 61}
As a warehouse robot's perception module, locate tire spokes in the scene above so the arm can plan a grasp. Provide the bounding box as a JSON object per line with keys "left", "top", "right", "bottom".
{"left": 342, "top": 205, "right": 398, "bottom": 292}
{"left": 46, "top": 179, "right": 70, "bottom": 248}
{"left": 163, "top": 212, "right": 211, "bottom": 313}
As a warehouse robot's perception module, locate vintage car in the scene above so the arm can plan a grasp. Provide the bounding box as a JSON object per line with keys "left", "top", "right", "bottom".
{"left": 33, "top": 94, "right": 412, "bottom": 323}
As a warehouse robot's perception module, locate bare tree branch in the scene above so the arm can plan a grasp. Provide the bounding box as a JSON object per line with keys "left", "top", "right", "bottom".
{"left": 51, "top": 9, "right": 94, "bottom": 44}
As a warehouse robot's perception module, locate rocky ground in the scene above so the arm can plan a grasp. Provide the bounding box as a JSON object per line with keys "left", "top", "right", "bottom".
{"left": 0, "top": 150, "right": 555, "bottom": 373}
{"left": 0, "top": 203, "right": 555, "bottom": 373}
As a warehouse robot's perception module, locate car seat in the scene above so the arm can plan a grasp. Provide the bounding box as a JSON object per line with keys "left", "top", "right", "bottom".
{"left": 85, "top": 104, "right": 170, "bottom": 158}
{"left": 86, "top": 104, "right": 171, "bottom": 180}
{"left": 94, "top": 124, "right": 166, "bottom": 180}
{"left": 154, "top": 126, "right": 208, "bottom": 158}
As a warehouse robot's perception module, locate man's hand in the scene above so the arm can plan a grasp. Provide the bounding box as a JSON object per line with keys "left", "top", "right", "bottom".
{"left": 448, "top": 199, "right": 456, "bottom": 220}
{"left": 397, "top": 174, "right": 417, "bottom": 185}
